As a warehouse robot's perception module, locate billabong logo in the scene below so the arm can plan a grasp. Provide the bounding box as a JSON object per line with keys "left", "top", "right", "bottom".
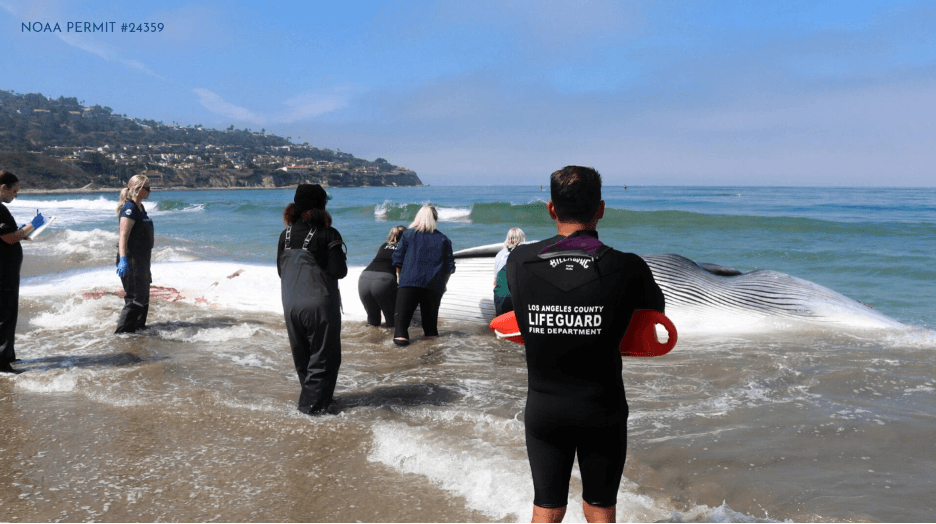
{"left": 125, "top": 209, "right": 132, "bottom": 216}
{"left": 549, "top": 257, "right": 590, "bottom": 269}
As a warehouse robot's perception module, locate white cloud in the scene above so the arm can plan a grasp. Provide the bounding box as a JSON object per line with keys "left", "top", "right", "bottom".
{"left": 192, "top": 87, "right": 350, "bottom": 125}
{"left": 192, "top": 88, "right": 265, "bottom": 125}
{"left": 3, "top": 0, "right": 163, "bottom": 79}
{"left": 278, "top": 90, "right": 351, "bottom": 123}
{"left": 56, "top": 33, "right": 164, "bottom": 79}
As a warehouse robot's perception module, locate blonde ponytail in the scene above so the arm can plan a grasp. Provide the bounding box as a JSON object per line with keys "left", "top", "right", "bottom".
{"left": 116, "top": 187, "right": 130, "bottom": 216}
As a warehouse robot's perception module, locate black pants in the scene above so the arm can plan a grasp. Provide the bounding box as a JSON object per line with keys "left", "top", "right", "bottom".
{"left": 115, "top": 258, "right": 150, "bottom": 334}
{"left": 393, "top": 286, "right": 442, "bottom": 340}
{"left": 524, "top": 392, "right": 628, "bottom": 508}
{"left": 358, "top": 270, "right": 397, "bottom": 327}
{"left": 494, "top": 294, "right": 513, "bottom": 317}
{"left": 0, "top": 283, "right": 19, "bottom": 365}
{"left": 284, "top": 294, "right": 342, "bottom": 414}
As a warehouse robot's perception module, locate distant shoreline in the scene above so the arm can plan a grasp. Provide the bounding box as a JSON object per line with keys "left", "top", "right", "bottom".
{"left": 20, "top": 184, "right": 426, "bottom": 195}
{"left": 19, "top": 185, "right": 315, "bottom": 195}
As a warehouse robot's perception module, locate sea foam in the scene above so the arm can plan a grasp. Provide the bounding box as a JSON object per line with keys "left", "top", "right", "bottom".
{"left": 15, "top": 373, "right": 79, "bottom": 393}
{"left": 11, "top": 196, "right": 158, "bottom": 227}
{"left": 368, "top": 420, "right": 533, "bottom": 521}
{"left": 367, "top": 419, "right": 754, "bottom": 522}
{"left": 30, "top": 297, "right": 120, "bottom": 330}
{"left": 21, "top": 262, "right": 370, "bottom": 321}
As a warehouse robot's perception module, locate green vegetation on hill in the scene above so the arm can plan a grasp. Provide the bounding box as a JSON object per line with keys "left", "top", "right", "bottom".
{"left": 0, "top": 89, "right": 422, "bottom": 190}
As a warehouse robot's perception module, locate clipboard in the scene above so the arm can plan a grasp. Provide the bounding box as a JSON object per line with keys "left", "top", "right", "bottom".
{"left": 26, "top": 216, "right": 57, "bottom": 240}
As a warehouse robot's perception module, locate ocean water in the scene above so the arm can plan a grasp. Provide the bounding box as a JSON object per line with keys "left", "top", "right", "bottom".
{"left": 2, "top": 186, "right": 935, "bottom": 522}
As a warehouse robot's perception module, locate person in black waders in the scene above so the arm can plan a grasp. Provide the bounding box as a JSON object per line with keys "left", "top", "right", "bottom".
{"left": 1, "top": 171, "right": 47, "bottom": 374}
{"left": 115, "top": 175, "right": 154, "bottom": 334}
{"left": 506, "top": 166, "right": 665, "bottom": 523}
{"left": 277, "top": 184, "right": 347, "bottom": 415}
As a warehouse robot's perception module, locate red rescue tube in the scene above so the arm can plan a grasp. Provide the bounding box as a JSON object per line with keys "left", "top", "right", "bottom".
{"left": 619, "top": 309, "right": 677, "bottom": 357}
{"left": 489, "top": 309, "right": 677, "bottom": 358}
{"left": 489, "top": 311, "right": 524, "bottom": 344}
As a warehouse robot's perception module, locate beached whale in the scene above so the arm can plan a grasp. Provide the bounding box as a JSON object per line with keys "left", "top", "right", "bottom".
{"left": 439, "top": 243, "right": 905, "bottom": 332}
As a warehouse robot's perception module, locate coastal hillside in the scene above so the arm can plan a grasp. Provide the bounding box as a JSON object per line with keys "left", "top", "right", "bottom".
{"left": 0, "top": 89, "right": 422, "bottom": 190}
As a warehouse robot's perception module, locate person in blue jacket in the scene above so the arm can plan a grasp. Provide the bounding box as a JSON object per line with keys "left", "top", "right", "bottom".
{"left": 1, "top": 171, "right": 46, "bottom": 374}
{"left": 115, "top": 175, "right": 154, "bottom": 334}
{"left": 391, "top": 205, "right": 455, "bottom": 346}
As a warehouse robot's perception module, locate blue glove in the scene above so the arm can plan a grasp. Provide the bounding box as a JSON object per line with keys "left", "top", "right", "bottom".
{"left": 31, "top": 213, "right": 45, "bottom": 229}
{"left": 116, "top": 257, "right": 129, "bottom": 278}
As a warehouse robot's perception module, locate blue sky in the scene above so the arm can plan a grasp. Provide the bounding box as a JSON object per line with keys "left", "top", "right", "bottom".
{"left": 2, "top": 0, "right": 935, "bottom": 186}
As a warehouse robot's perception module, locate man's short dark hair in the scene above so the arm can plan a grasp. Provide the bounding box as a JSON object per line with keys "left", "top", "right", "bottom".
{"left": 550, "top": 166, "right": 602, "bottom": 224}
{"left": 0, "top": 171, "right": 18, "bottom": 188}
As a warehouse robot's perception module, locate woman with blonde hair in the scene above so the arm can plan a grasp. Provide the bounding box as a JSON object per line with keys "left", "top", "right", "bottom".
{"left": 391, "top": 205, "right": 455, "bottom": 346}
{"left": 358, "top": 225, "right": 406, "bottom": 327}
{"left": 115, "top": 174, "right": 154, "bottom": 333}
{"left": 493, "top": 227, "right": 526, "bottom": 315}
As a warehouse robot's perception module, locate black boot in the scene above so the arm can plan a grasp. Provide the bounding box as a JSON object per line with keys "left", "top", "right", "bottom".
{"left": 0, "top": 362, "right": 23, "bottom": 374}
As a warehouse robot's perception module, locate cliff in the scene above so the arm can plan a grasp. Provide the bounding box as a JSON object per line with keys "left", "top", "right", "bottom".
{"left": 0, "top": 89, "right": 423, "bottom": 190}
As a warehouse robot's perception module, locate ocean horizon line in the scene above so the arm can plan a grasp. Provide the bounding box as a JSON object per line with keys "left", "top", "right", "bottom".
{"left": 20, "top": 184, "right": 936, "bottom": 195}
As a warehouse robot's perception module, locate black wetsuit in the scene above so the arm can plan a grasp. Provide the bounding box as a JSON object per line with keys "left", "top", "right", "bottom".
{"left": 358, "top": 242, "right": 399, "bottom": 327}
{"left": 506, "top": 230, "right": 664, "bottom": 508}
{"left": 0, "top": 203, "right": 23, "bottom": 366}
{"left": 115, "top": 201, "right": 154, "bottom": 334}
{"left": 277, "top": 222, "right": 347, "bottom": 414}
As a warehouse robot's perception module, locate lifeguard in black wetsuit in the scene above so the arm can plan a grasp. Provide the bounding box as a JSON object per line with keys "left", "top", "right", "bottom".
{"left": 506, "top": 166, "right": 664, "bottom": 523}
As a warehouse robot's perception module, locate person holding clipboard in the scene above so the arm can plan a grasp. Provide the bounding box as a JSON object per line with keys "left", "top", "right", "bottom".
{"left": 0, "top": 171, "right": 46, "bottom": 374}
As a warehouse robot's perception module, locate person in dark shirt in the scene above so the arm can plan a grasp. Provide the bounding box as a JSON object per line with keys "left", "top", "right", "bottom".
{"left": 358, "top": 225, "right": 406, "bottom": 327}
{"left": 1, "top": 171, "right": 46, "bottom": 374}
{"left": 277, "top": 184, "right": 348, "bottom": 415}
{"left": 506, "top": 166, "right": 665, "bottom": 523}
{"left": 391, "top": 205, "right": 455, "bottom": 346}
{"left": 114, "top": 175, "right": 154, "bottom": 334}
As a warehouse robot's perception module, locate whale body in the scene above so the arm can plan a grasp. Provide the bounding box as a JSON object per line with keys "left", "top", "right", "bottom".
{"left": 434, "top": 243, "right": 905, "bottom": 333}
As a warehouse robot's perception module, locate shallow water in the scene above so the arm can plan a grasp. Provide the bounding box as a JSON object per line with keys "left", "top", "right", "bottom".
{"left": 3, "top": 187, "right": 935, "bottom": 522}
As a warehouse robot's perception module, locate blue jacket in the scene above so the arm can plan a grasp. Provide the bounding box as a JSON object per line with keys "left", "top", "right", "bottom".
{"left": 392, "top": 229, "right": 455, "bottom": 293}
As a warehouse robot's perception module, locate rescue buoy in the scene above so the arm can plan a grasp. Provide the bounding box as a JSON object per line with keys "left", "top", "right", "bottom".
{"left": 489, "top": 309, "right": 677, "bottom": 357}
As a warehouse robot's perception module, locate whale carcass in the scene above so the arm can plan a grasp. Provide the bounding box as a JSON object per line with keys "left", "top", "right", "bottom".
{"left": 431, "top": 243, "right": 904, "bottom": 332}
